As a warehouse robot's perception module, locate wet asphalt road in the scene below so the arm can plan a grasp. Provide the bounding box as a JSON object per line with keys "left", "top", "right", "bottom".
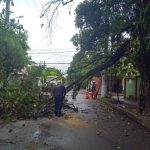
{"left": 0, "top": 90, "right": 150, "bottom": 150}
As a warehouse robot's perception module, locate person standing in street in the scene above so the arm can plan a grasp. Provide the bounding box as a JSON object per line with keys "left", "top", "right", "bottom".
{"left": 72, "top": 83, "right": 81, "bottom": 99}
{"left": 91, "top": 81, "right": 96, "bottom": 99}
{"left": 53, "top": 81, "right": 66, "bottom": 117}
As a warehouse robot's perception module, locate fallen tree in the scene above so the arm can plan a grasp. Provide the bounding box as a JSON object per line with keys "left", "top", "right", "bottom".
{"left": 66, "top": 40, "right": 130, "bottom": 92}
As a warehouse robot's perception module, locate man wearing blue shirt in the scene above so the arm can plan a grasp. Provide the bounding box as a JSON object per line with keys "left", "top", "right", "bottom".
{"left": 53, "top": 81, "right": 66, "bottom": 117}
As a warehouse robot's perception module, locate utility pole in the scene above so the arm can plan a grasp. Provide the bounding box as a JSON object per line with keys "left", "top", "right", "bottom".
{"left": 5, "top": 0, "right": 11, "bottom": 25}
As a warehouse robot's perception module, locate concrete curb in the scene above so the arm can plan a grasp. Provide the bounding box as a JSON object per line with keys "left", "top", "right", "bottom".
{"left": 104, "top": 101, "right": 150, "bottom": 130}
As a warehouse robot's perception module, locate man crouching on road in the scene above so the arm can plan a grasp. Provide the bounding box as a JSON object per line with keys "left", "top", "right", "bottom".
{"left": 53, "top": 81, "right": 66, "bottom": 117}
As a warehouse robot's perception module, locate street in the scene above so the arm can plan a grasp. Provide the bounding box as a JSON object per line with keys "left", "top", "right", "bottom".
{"left": 0, "top": 90, "right": 150, "bottom": 150}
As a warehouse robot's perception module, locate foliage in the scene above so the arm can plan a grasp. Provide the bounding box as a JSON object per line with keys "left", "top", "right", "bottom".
{"left": 0, "top": 18, "right": 29, "bottom": 87}
{"left": 0, "top": 1, "right": 69, "bottom": 119}
{"left": 68, "top": 0, "right": 139, "bottom": 83}
{"left": 81, "top": 79, "right": 88, "bottom": 89}
{"left": 41, "top": 67, "right": 64, "bottom": 83}
{"left": 68, "top": 0, "right": 114, "bottom": 83}
{"left": 0, "top": 7, "right": 55, "bottom": 119}
{"left": 67, "top": 0, "right": 110, "bottom": 83}
{"left": 67, "top": 51, "right": 94, "bottom": 83}
{"left": 0, "top": 66, "right": 54, "bottom": 119}
{"left": 108, "top": 55, "right": 139, "bottom": 78}
{"left": 42, "top": 67, "right": 62, "bottom": 77}
{"left": 68, "top": 0, "right": 150, "bottom": 112}
{"left": 27, "top": 65, "right": 44, "bottom": 79}
{"left": 0, "top": 59, "right": 62, "bottom": 120}
{"left": 42, "top": 0, "right": 150, "bottom": 111}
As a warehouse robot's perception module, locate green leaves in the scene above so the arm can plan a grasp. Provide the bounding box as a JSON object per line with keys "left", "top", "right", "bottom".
{"left": 68, "top": 0, "right": 141, "bottom": 83}
{"left": 0, "top": 18, "right": 29, "bottom": 86}
{"left": 0, "top": 67, "right": 54, "bottom": 119}
{"left": 108, "top": 57, "right": 139, "bottom": 79}
{"left": 41, "top": 67, "right": 62, "bottom": 79}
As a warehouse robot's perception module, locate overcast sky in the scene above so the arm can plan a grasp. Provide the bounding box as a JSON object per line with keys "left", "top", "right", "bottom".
{"left": 5, "top": 0, "right": 83, "bottom": 72}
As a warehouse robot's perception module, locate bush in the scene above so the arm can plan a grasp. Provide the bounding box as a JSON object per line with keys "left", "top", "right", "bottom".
{"left": 0, "top": 75, "right": 54, "bottom": 120}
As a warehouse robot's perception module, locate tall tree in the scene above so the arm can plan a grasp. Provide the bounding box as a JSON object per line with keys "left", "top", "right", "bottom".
{"left": 69, "top": 0, "right": 114, "bottom": 97}
{"left": 0, "top": 15, "right": 29, "bottom": 87}
{"left": 42, "top": 0, "right": 150, "bottom": 112}
{"left": 134, "top": 0, "right": 150, "bottom": 112}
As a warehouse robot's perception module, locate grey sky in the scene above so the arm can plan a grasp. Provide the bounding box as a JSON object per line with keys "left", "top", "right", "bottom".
{"left": 8, "top": 0, "right": 83, "bottom": 72}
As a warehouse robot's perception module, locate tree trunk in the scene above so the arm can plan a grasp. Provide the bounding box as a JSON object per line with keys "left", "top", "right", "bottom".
{"left": 139, "top": 75, "right": 150, "bottom": 113}
{"left": 101, "top": 70, "right": 108, "bottom": 97}
{"left": 144, "top": 80, "right": 150, "bottom": 113}
{"left": 137, "top": 52, "right": 150, "bottom": 113}
{"left": 116, "top": 79, "right": 121, "bottom": 104}
{"left": 135, "top": 0, "right": 150, "bottom": 113}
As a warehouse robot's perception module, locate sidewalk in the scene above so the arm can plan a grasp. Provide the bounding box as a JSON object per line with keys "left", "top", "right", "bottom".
{"left": 99, "top": 96, "right": 150, "bottom": 130}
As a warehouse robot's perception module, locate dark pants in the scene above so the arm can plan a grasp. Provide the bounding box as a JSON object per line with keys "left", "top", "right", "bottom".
{"left": 54, "top": 97, "right": 63, "bottom": 116}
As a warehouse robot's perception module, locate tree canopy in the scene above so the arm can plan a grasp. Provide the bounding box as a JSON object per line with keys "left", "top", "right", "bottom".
{"left": 67, "top": 0, "right": 149, "bottom": 78}
{"left": 0, "top": 9, "right": 29, "bottom": 87}
{"left": 66, "top": 0, "right": 150, "bottom": 111}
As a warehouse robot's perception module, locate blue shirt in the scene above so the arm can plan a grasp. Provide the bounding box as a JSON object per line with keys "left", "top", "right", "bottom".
{"left": 53, "top": 84, "right": 66, "bottom": 98}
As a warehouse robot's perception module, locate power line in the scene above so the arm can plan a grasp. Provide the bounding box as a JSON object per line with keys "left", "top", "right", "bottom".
{"left": 39, "top": 63, "right": 71, "bottom": 64}
{"left": 28, "top": 51, "right": 77, "bottom": 54}
{"left": 25, "top": 0, "right": 37, "bottom": 17}
{"left": 28, "top": 48, "right": 76, "bottom": 51}
{"left": 32, "top": 0, "right": 41, "bottom": 14}
{"left": 30, "top": 53, "right": 75, "bottom": 56}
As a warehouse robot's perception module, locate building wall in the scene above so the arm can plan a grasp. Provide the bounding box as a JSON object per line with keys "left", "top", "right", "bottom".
{"left": 126, "top": 79, "right": 135, "bottom": 99}
{"left": 125, "top": 77, "right": 141, "bottom": 100}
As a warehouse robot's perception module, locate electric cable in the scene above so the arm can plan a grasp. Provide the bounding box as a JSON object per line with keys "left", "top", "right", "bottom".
{"left": 32, "top": 0, "right": 41, "bottom": 14}
{"left": 28, "top": 51, "right": 77, "bottom": 54}
{"left": 25, "top": 0, "right": 36, "bottom": 16}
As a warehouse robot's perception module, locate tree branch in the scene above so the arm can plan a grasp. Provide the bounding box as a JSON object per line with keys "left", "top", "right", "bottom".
{"left": 66, "top": 40, "right": 130, "bottom": 92}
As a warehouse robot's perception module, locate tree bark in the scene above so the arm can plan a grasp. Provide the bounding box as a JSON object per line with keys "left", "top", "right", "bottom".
{"left": 5, "top": 0, "right": 11, "bottom": 25}
{"left": 137, "top": 52, "right": 150, "bottom": 113}
{"left": 135, "top": 0, "right": 150, "bottom": 113}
